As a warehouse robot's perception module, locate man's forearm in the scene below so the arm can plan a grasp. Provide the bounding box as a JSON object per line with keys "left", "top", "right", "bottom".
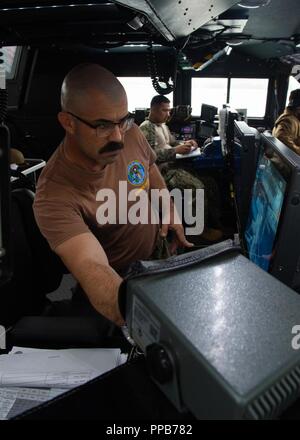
{"left": 76, "top": 259, "right": 124, "bottom": 326}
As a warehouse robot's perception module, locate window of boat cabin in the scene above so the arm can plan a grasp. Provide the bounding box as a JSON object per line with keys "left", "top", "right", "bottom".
{"left": 285, "top": 75, "right": 300, "bottom": 106}
{"left": 229, "top": 78, "right": 268, "bottom": 118}
{"left": 2, "top": 46, "right": 21, "bottom": 80}
{"left": 2, "top": 46, "right": 25, "bottom": 110}
{"left": 191, "top": 77, "right": 268, "bottom": 118}
{"left": 117, "top": 77, "right": 173, "bottom": 112}
{"left": 191, "top": 78, "right": 227, "bottom": 116}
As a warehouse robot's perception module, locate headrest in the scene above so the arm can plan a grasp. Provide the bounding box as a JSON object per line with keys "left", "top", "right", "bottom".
{"left": 200, "top": 104, "right": 218, "bottom": 123}
{"left": 170, "top": 105, "right": 192, "bottom": 122}
{"left": 10, "top": 148, "right": 25, "bottom": 165}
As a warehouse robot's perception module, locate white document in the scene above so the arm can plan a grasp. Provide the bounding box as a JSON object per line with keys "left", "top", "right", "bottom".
{"left": 176, "top": 147, "right": 202, "bottom": 159}
{"left": 0, "top": 348, "right": 124, "bottom": 389}
{"left": 10, "top": 346, "right": 55, "bottom": 354}
{"left": 10, "top": 346, "right": 127, "bottom": 367}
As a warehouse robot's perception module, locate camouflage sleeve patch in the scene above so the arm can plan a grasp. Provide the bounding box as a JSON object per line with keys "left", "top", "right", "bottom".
{"left": 139, "top": 121, "right": 156, "bottom": 149}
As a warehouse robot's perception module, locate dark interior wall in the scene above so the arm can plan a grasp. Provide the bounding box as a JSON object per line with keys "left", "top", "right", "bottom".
{"left": 7, "top": 46, "right": 178, "bottom": 158}
{"left": 25, "top": 45, "right": 278, "bottom": 111}
{"left": 7, "top": 45, "right": 291, "bottom": 159}
{"left": 23, "top": 46, "right": 279, "bottom": 115}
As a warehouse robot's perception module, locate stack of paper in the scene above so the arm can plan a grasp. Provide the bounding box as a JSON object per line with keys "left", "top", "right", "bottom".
{"left": 0, "top": 347, "right": 125, "bottom": 388}
{"left": 0, "top": 387, "right": 66, "bottom": 420}
{"left": 176, "top": 147, "right": 202, "bottom": 159}
{"left": 0, "top": 347, "right": 127, "bottom": 419}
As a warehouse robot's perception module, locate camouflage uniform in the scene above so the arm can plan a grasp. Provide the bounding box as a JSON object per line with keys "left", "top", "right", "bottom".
{"left": 139, "top": 119, "right": 221, "bottom": 229}
{"left": 273, "top": 109, "right": 300, "bottom": 155}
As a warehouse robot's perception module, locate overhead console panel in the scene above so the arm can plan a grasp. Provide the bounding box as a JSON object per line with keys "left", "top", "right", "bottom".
{"left": 115, "top": 0, "right": 241, "bottom": 41}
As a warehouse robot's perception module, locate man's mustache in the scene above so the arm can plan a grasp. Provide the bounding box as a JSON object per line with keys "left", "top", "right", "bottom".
{"left": 99, "top": 141, "right": 124, "bottom": 154}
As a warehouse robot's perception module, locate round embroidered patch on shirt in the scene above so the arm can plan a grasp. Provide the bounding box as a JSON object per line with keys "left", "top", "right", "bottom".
{"left": 127, "top": 161, "right": 146, "bottom": 186}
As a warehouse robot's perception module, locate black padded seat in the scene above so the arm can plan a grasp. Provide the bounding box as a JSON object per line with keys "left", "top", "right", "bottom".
{"left": 0, "top": 188, "right": 65, "bottom": 327}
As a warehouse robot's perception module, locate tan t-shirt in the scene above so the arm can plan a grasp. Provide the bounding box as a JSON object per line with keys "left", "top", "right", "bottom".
{"left": 33, "top": 124, "right": 158, "bottom": 274}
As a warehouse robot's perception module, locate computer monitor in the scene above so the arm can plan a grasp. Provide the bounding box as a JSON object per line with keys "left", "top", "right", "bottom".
{"left": 245, "top": 131, "right": 300, "bottom": 291}
{"left": 234, "top": 120, "right": 260, "bottom": 232}
{"left": 180, "top": 125, "right": 194, "bottom": 135}
{"left": 179, "top": 124, "right": 195, "bottom": 140}
{"left": 200, "top": 103, "right": 218, "bottom": 123}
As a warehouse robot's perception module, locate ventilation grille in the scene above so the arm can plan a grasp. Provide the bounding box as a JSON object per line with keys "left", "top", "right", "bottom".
{"left": 245, "top": 364, "right": 300, "bottom": 420}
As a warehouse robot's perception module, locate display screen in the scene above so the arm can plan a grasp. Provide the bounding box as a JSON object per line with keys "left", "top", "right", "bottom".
{"left": 181, "top": 125, "right": 194, "bottom": 134}
{"left": 245, "top": 152, "right": 287, "bottom": 271}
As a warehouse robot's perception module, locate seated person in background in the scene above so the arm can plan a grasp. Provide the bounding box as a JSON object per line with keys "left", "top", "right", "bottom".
{"left": 140, "top": 95, "right": 223, "bottom": 242}
{"left": 33, "top": 64, "right": 193, "bottom": 328}
{"left": 273, "top": 89, "right": 300, "bottom": 155}
{"left": 140, "top": 95, "right": 197, "bottom": 161}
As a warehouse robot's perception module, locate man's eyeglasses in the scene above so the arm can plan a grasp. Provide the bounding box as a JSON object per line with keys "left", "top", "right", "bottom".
{"left": 67, "top": 111, "right": 134, "bottom": 137}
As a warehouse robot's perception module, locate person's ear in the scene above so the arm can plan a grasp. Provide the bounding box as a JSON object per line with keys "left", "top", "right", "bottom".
{"left": 58, "top": 112, "right": 76, "bottom": 135}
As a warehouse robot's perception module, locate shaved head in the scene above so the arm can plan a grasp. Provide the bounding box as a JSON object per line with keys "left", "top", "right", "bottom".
{"left": 58, "top": 63, "right": 130, "bottom": 171}
{"left": 61, "top": 63, "right": 127, "bottom": 113}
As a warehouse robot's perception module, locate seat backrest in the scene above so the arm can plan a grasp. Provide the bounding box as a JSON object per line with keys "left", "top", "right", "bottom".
{"left": 200, "top": 103, "right": 218, "bottom": 123}
{"left": 0, "top": 188, "right": 66, "bottom": 327}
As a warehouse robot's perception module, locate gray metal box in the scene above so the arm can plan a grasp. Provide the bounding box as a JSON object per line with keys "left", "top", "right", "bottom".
{"left": 126, "top": 252, "right": 300, "bottom": 419}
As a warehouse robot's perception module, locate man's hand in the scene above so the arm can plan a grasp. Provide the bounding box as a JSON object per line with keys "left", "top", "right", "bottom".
{"left": 184, "top": 139, "right": 198, "bottom": 149}
{"left": 175, "top": 139, "right": 198, "bottom": 155}
{"left": 175, "top": 144, "right": 192, "bottom": 155}
{"left": 148, "top": 163, "right": 194, "bottom": 254}
{"left": 160, "top": 203, "right": 194, "bottom": 255}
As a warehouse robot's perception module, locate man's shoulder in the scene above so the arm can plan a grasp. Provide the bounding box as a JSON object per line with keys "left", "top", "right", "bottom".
{"left": 123, "top": 122, "right": 156, "bottom": 163}
{"left": 35, "top": 146, "right": 76, "bottom": 200}
{"left": 139, "top": 119, "right": 150, "bottom": 127}
{"left": 139, "top": 119, "right": 153, "bottom": 131}
{"left": 286, "top": 112, "right": 300, "bottom": 125}
{"left": 126, "top": 122, "right": 150, "bottom": 144}
{"left": 39, "top": 144, "right": 62, "bottom": 178}
{"left": 276, "top": 110, "right": 299, "bottom": 125}
{"left": 138, "top": 120, "right": 156, "bottom": 144}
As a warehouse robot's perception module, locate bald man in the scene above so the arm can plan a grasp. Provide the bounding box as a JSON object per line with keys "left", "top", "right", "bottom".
{"left": 33, "top": 63, "right": 192, "bottom": 326}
